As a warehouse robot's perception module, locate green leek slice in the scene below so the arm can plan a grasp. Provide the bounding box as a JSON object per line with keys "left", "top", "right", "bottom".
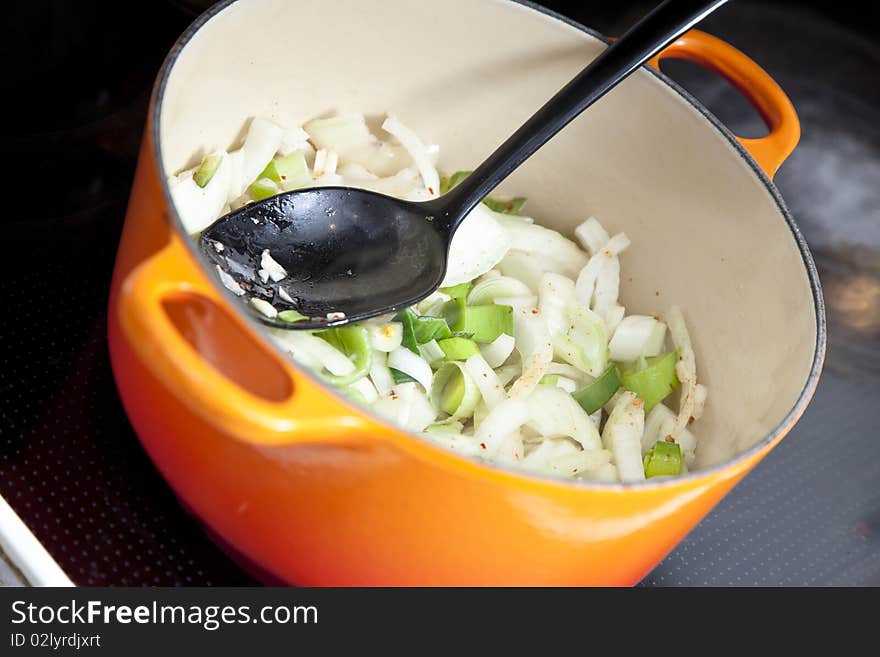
{"left": 249, "top": 177, "right": 279, "bottom": 201}
{"left": 394, "top": 308, "right": 420, "bottom": 354}
{"left": 193, "top": 154, "right": 222, "bottom": 188}
{"left": 643, "top": 440, "right": 682, "bottom": 478}
{"left": 572, "top": 364, "right": 621, "bottom": 414}
{"left": 619, "top": 351, "right": 679, "bottom": 412}
{"left": 315, "top": 326, "right": 372, "bottom": 386}
{"left": 412, "top": 316, "right": 452, "bottom": 343}
{"left": 437, "top": 336, "right": 480, "bottom": 361}
{"left": 430, "top": 362, "right": 480, "bottom": 420}
{"left": 443, "top": 299, "right": 513, "bottom": 344}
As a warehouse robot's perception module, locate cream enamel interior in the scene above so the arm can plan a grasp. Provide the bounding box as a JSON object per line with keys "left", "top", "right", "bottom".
{"left": 158, "top": 0, "right": 817, "bottom": 469}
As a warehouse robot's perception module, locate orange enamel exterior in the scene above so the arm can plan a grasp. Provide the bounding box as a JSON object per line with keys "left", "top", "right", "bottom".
{"left": 107, "top": 28, "right": 811, "bottom": 586}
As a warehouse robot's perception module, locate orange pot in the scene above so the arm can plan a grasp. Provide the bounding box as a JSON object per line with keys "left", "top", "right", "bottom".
{"left": 108, "top": 0, "right": 824, "bottom": 585}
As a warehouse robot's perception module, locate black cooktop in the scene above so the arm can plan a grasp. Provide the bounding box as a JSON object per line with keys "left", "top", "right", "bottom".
{"left": 1, "top": 0, "right": 877, "bottom": 586}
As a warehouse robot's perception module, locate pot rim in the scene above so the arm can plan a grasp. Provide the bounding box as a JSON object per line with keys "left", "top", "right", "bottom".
{"left": 146, "top": 0, "right": 826, "bottom": 491}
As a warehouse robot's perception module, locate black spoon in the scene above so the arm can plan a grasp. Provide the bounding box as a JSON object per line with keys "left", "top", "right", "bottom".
{"left": 201, "top": 0, "right": 728, "bottom": 330}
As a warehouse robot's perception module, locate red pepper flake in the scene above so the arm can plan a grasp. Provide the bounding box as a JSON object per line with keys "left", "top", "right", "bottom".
{"left": 482, "top": 373, "right": 488, "bottom": 378}
{"left": 480, "top": 443, "right": 487, "bottom": 450}
{"left": 688, "top": 416, "right": 695, "bottom": 425}
{"left": 531, "top": 309, "right": 540, "bottom": 315}
{"left": 281, "top": 175, "right": 287, "bottom": 180}
{"left": 428, "top": 186, "right": 435, "bottom": 195}
{"left": 664, "top": 435, "right": 675, "bottom": 443}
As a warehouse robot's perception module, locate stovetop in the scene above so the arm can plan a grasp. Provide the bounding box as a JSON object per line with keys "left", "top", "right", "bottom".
{"left": 0, "top": 0, "right": 877, "bottom": 586}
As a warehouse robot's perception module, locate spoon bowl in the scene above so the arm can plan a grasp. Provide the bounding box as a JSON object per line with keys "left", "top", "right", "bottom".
{"left": 201, "top": 188, "right": 448, "bottom": 329}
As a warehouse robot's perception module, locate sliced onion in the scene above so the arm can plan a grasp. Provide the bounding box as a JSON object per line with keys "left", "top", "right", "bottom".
{"left": 605, "top": 304, "right": 626, "bottom": 335}
{"left": 387, "top": 346, "right": 433, "bottom": 392}
{"left": 498, "top": 251, "right": 547, "bottom": 293}
{"left": 349, "top": 376, "right": 379, "bottom": 404}
{"left": 368, "top": 322, "right": 403, "bottom": 352}
{"left": 508, "top": 309, "right": 552, "bottom": 399}
{"left": 479, "top": 333, "right": 516, "bottom": 368}
{"left": 171, "top": 151, "right": 232, "bottom": 235}
{"left": 474, "top": 398, "right": 530, "bottom": 456}
{"left": 230, "top": 117, "right": 283, "bottom": 201}
{"left": 440, "top": 203, "right": 512, "bottom": 288}
{"left": 494, "top": 296, "right": 537, "bottom": 314}
{"left": 369, "top": 351, "right": 395, "bottom": 395}
{"left": 304, "top": 112, "right": 408, "bottom": 176}
{"left": 574, "top": 232, "right": 631, "bottom": 307}
{"left": 608, "top": 315, "right": 667, "bottom": 362}
{"left": 494, "top": 363, "right": 522, "bottom": 387}
{"left": 539, "top": 272, "right": 576, "bottom": 336}
{"left": 554, "top": 376, "right": 578, "bottom": 393}
{"left": 574, "top": 217, "right": 610, "bottom": 256}
{"left": 581, "top": 462, "right": 619, "bottom": 482}
{"left": 552, "top": 304, "right": 608, "bottom": 377}
{"left": 372, "top": 382, "right": 436, "bottom": 432}
{"left": 692, "top": 383, "right": 708, "bottom": 421}
{"left": 592, "top": 254, "right": 621, "bottom": 319}
{"left": 495, "top": 214, "right": 588, "bottom": 279}
{"left": 526, "top": 384, "right": 602, "bottom": 450}
{"left": 382, "top": 115, "right": 440, "bottom": 197}
{"left": 468, "top": 276, "right": 532, "bottom": 306}
{"left": 464, "top": 353, "right": 506, "bottom": 409}
{"left": 665, "top": 305, "right": 698, "bottom": 439}
{"left": 602, "top": 391, "right": 645, "bottom": 482}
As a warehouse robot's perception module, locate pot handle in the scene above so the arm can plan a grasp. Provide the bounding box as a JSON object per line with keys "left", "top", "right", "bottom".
{"left": 649, "top": 29, "right": 800, "bottom": 179}
{"left": 116, "top": 234, "right": 380, "bottom": 447}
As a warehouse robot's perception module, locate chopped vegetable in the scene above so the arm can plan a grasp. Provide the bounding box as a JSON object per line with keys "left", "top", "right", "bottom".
{"left": 249, "top": 177, "right": 279, "bottom": 201}
{"left": 412, "top": 315, "right": 452, "bottom": 343}
{"left": 439, "top": 170, "right": 471, "bottom": 194}
{"left": 387, "top": 346, "right": 433, "bottom": 392}
{"left": 437, "top": 336, "right": 480, "bottom": 361}
{"left": 431, "top": 362, "right": 480, "bottom": 420}
{"left": 602, "top": 391, "right": 645, "bottom": 482}
{"left": 619, "top": 351, "right": 679, "bottom": 412}
{"left": 249, "top": 297, "right": 277, "bottom": 318}
{"left": 395, "top": 308, "right": 420, "bottom": 354}
{"left": 468, "top": 276, "right": 532, "bottom": 306}
{"left": 443, "top": 299, "right": 513, "bottom": 344}
{"left": 258, "top": 150, "right": 312, "bottom": 191}
{"left": 315, "top": 326, "right": 373, "bottom": 386}
{"left": 483, "top": 197, "right": 527, "bottom": 215}
{"left": 608, "top": 315, "right": 667, "bottom": 361}
{"left": 643, "top": 440, "right": 682, "bottom": 478}
{"left": 440, "top": 282, "right": 472, "bottom": 301}
{"left": 194, "top": 153, "right": 223, "bottom": 188}
{"left": 551, "top": 304, "right": 608, "bottom": 377}
{"left": 572, "top": 364, "right": 621, "bottom": 414}
{"left": 418, "top": 339, "right": 446, "bottom": 366}
{"left": 478, "top": 333, "right": 515, "bottom": 368}
{"left": 277, "top": 309, "right": 307, "bottom": 323}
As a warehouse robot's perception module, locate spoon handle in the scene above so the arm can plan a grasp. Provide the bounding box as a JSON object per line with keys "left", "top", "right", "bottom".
{"left": 440, "top": 0, "right": 729, "bottom": 226}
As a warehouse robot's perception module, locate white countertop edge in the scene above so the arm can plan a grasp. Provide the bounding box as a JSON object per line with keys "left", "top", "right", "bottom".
{"left": 0, "top": 494, "right": 74, "bottom": 587}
